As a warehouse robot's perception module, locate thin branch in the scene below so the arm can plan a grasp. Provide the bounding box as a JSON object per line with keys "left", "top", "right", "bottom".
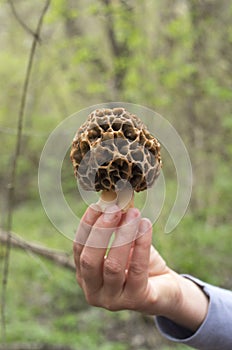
{"left": 1, "top": 0, "right": 51, "bottom": 342}
{"left": 8, "top": 0, "right": 41, "bottom": 42}
{"left": 100, "top": 0, "right": 131, "bottom": 90}
{"left": 0, "top": 229, "right": 75, "bottom": 272}
{"left": 0, "top": 343, "right": 76, "bottom": 350}
{"left": 101, "top": 0, "right": 121, "bottom": 57}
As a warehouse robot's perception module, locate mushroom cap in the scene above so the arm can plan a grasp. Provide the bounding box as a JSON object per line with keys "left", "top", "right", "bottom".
{"left": 70, "top": 107, "right": 162, "bottom": 192}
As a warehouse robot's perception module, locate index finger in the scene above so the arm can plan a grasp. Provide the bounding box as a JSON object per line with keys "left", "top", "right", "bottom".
{"left": 73, "top": 204, "right": 101, "bottom": 272}
{"left": 74, "top": 204, "right": 102, "bottom": 245}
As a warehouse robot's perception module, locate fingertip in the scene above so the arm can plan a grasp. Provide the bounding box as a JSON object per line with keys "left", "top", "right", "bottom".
{"left": 125, "top": 207, "right": 140, "bottom": 223}
{"left": 89, "top": 203, "right": 102, "bottom": 213}
{"left": 102, "top": 204, "right": 122, "bottom": 223}
{"left": 138, "top": 218, "right": 152, "bottom": 234}
{"left": 84, "top": 203, "right": 102, "bottom": 223}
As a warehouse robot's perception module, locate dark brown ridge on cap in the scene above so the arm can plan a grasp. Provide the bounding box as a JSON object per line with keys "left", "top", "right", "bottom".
{"left": 70, "top": 107, "right": 162, "bottom": 192}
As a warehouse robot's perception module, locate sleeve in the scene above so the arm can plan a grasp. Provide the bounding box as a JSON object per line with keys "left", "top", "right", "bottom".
{"left": 155, "top": 275, "right": 232, "bottom": 350}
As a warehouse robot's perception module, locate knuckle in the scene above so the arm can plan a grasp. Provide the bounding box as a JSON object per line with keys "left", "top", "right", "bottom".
{"left": 105, "top": 303, "right": 118, "bottom": 312}
{"left": 85, "top": 294, "right": 99, "bottom": 307}
{"left": 73, "top": 242, "right": 82, "bottom": 256}
{"left": 129, "top": 262, "right": 144, "bottom": 276}
{"left": 85, "top": 292, "right": 121, "bottom": 311}
{"left": 80, "top": 254, "right": 95, "bottom": 272}
{"left": 121, "top": 297, "right": 135, "bottom": 310}
{"left": 104, "top": 258, "right": 123, "bottom": 276}
{"left": 103, "top": 298, "right": 120, "bottom": 311}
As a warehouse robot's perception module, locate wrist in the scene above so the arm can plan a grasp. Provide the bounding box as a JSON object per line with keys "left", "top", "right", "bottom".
{"left": 164, "top": 274, "right": 209, "bottom": 332}
{"left": 145, "top": 269, "right": 183, "bottom": 317}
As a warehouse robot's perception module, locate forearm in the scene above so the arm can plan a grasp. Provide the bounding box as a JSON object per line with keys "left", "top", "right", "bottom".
{"left": 156, "top": 275, "right": 232, "bottom": 349}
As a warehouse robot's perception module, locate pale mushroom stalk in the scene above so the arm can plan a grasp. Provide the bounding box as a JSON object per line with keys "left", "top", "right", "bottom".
{"left": 99, "top": 187, "right": 134, "bottom": 212}
{"left": 70, "top": 108, "right": 162, "bottom": 212}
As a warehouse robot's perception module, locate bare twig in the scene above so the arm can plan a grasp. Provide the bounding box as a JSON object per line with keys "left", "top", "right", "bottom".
{"left": 1, "top": 0, "right": 51, "bottom": 342}
{"left": 100, "top": 0, "right": 131, "bottom": 90}
{"left": 0, "top": 229, "right": 75, "bottom": 272}
{"left": 101, "top": 0, "right": 121, "bottom": 57}
{"left": 0, "top": 343, "right": 76, "bottom": 350}
{"left": 8, "top": 0, "right": 40, "bottom": 42}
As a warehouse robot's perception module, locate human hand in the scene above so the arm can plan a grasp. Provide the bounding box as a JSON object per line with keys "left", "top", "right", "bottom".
{"left": 73, "top": 205, "right": 208, "bottom": 332}
{"left": 73, "top": 205, "right": 179, "bottom": 313}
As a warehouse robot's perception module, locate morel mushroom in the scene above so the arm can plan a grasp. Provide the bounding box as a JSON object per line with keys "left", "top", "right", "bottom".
{"left": 70, "top": 107, "right": 162, "bottom": 211}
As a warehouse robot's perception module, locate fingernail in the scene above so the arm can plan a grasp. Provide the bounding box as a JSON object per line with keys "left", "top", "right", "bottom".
{"left": 103, "top": 205, "right": 120, "bottom": 223}
{"left": 139, "top": 218, "right": 152, "bottom": 233}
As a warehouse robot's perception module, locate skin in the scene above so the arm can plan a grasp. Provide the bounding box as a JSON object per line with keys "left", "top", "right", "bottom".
{"left": 73, "top": 205, "right": 209, "bottom": 333}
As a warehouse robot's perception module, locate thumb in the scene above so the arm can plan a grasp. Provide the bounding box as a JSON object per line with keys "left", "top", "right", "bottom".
{"left": 148, "top": 245, "right": 168, "bottom": 276}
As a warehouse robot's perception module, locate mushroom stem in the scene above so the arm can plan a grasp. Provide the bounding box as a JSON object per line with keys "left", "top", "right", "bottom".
{"left": 101, "top": 190, "right": 117, "bottom": 203}
{"left": 97, "top": 189, "right": 134, "bottom": 212}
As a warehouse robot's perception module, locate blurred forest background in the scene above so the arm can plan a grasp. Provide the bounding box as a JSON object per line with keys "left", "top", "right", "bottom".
{"left": 0, "top": 0, "right": 232, "bottom": 349}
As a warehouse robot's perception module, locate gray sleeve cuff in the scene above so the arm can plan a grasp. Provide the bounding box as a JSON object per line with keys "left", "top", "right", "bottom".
{"left": 155, "top": 275, "right": 232, "bottom": 349}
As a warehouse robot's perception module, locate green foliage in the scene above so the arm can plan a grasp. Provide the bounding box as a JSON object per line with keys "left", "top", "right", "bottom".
{"left": 0, "top": 0, "right": 232, "bottom": 348}
{"left": 156, "top": 215, "right": 232, "bottom": 287}
{"left": 2, "top": 203, "right": 127, "bottom": 348}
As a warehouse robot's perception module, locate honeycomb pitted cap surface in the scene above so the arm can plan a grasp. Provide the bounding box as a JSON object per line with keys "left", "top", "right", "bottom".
{"left": 70, "top": 108, "right": 162, "bottom": 193}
